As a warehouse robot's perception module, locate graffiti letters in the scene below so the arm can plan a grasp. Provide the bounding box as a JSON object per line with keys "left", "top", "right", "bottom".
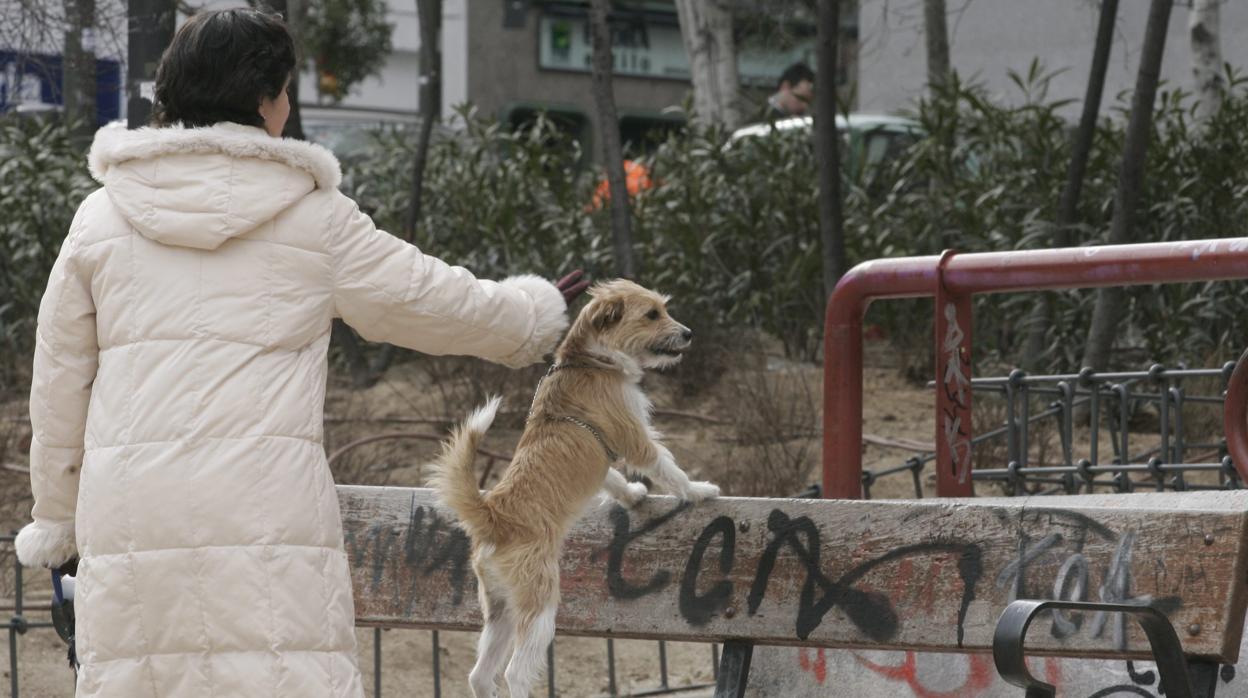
{"left": 602, "top": 504, "right": 983, "bottom": 643}
{"left": 344, "top": 495, "right": 1192, "bottom": 659}
{"left": 939, "top": 300, "right": 973, "bottom": 484}
{"left": 344, "top": 495, "right": 473, "bottom": 610}
{"left": 679, "top": 515, "right": 735, "bottom": 626}
{"left": 993, "top": 511, "right": 1180, "bottom": 649}
{"left": 603, "top": 501, "right": 686, "bottom": 599}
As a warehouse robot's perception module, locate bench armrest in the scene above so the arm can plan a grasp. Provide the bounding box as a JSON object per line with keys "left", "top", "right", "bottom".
{"left": 993, "top": 600, "right": 1198, "bottom": 698}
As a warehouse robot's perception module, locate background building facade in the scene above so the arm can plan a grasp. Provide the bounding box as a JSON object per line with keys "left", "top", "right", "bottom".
{"left": 857, "top": 0, "right": 1248, "bottom": 116}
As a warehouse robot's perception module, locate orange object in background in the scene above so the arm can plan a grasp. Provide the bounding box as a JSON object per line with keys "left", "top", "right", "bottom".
{"left": 589, "top": 159, "right": 653, "bottom": 211}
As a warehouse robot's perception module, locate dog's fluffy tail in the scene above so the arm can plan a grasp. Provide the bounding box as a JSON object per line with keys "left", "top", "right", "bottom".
{"left": 429, "top": 396, "right": 502, "bottom": 543}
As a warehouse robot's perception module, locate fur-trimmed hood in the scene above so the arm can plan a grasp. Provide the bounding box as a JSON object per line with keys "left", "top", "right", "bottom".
{"left": 88, "top": 122, "right": 343, "bottom": 250}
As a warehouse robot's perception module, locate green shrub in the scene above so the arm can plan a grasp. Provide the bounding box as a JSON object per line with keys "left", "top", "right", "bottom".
{"left": 7, "top": 63, "right": 1246, "bottom": 389}
{"left": 342, "top": 70, "right": 1248, "bottom": 370}
{"left": 828, "top": 64, "right": 1248, "bottom": 370}
{"left": 347, "top": 109, "right": 604, "bottom": 280}
{"left": 345, "top": 111, "right": 830, "bottom": 358}
{"left": 0, "top": 118, "right": 96, "bottom": 382}
{"left": 630, "top": 122, "right": 825, "bottom": 358}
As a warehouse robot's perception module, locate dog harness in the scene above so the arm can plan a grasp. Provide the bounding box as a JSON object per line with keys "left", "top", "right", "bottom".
{"left": 529, "top": 362, "right": 621, "bottom": 462}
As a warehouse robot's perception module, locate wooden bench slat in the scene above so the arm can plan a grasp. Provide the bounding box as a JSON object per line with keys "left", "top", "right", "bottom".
{"left": 340, "top": 487, "right": 1248, "bottom": 663}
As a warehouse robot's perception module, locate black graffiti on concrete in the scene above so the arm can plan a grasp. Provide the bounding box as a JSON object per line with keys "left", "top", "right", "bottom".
{"left": 401, "top": 499, "right": 472, "bottom": 605}
{"left": 602, "top": 501, "right": 689, "bottom": 599}
{"left": 348, "top": 523, "right": 393, "bottom": 592}
{"left": 1126, "top": 660, "right": 1156, "bottom": 686}
{"left": 603, "top": 504, "right": 983, "bottom": 643}
{"left": 746, "top": 509, "right": 983, "bottom": 644}
{"left": 344, "top": 494, "right": 472, "bottom": 608}
{"left": 994, "top": 510, "right": 1181, "bottom": 647}
{"left": 994, "top": 508, "right": 1116, "bottom": 605}
{"left": 1086, "top": 687, "right": 1155, "bottom": 697}
{"left": 347, "top": 496, "right": 1184, "bottom": 654}
{"left": 1123, "top": 656, "right": 1238, "bottom": 694}
{"left": 679, "top": 515, "right": 736, "bottom": 626}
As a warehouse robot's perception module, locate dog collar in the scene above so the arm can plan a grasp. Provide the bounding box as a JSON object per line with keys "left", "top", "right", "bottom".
{"left": 528, "top": 361, "right": 599, "bottom": 415}
{"left": 546, "top": 360, "right": 600, "bottom": 373}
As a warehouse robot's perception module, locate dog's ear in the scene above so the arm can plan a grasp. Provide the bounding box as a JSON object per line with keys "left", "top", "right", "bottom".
{"left": 589, "top": 297, "right": 625, "bottom": 331}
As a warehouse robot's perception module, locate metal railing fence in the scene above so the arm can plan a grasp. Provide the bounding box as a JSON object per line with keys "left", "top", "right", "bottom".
{"left": 859, "top": 364, "right": 1239, "bottom": 499}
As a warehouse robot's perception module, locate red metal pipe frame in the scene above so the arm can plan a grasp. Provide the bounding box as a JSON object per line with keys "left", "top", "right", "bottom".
{"left": 935, "top": 251, "right": 975, "bottom": 497}
{"left": 823, "top": 238, "right": 1248, "bottom": 500}
{"left": 1224, "top": 346, "right": 1248, "bottom": 483}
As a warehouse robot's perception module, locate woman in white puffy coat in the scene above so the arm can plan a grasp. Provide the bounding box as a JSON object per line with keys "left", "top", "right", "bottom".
{"left": 14, "top": 9, "right": 579, "bottom": 696}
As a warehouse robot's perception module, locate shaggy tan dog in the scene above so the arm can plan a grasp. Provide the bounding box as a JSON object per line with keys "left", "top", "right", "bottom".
{"left": 431, "top": 279, "right": 720, "bottom": 698}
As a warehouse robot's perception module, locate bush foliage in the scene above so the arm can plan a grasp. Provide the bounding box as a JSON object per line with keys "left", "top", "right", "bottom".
{"left": 0, "top": 118, "right": 97, "bottom": 382}
{"left": 346, "top": 67, "right": 1248, "bottom": 368}
{"left": 5, "top": 65, "right": 1248, "bottom": 383}
{"left": 349, "top": 109, "right": 836, "bottom": 359}
{"left": 869, "top": 65, "right": 1248, "bottom": 369}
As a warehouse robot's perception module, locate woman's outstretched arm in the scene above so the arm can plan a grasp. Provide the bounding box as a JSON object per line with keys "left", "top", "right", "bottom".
{"left": 326, "top": 192, "right": 569, "bottom": 368}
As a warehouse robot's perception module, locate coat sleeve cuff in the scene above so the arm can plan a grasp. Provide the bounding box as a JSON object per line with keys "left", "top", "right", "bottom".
{"left": 495, "top": 275, "right": 569, "bottom": 368}
{"left": 15, "top": 520, "right": 77, "bottom": 569}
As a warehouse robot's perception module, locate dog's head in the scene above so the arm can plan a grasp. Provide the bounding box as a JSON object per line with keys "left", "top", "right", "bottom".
{"left": 570, "top": 279, "right": 692, "bottom": 369}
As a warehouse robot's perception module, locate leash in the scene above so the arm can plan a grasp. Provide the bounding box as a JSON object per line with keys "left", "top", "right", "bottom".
{"left": 546, "top": 414, "right": 620, "bottom": 462}
{"left": 528, "top": 362, "right": 621, "bottom": 463}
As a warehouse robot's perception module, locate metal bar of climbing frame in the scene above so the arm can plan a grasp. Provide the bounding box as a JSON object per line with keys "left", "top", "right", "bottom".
{"left": 825, "top": 238, "right": 1248, "bottom": 499}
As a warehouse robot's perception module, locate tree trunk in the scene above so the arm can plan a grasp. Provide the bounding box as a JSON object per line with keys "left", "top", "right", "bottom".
{"left": 674, "top": 0, "right": 742, "bottom": 129}
{"left": 63, "top": 0, "right": 96, "bottom": 140}
{"left": 589, "top": 0, "right": 637, "bottom": 279}
{"left": 1020, "top": 0, "right": 1119, "bottom": 368}
{"left": 923, "top": 0, "right": 951, "bottom": 92}
{"left": 816, "top": 0, "right": 844, "bottom": 300}
{"left": 1190, "top": 0, "right": 1223, "bottom": 124}
{"left": 280, "top": 0, "right": 306, "bottom": 140}
{"left": 1081, "top": 0, "right": 1174, "bottom": 373}
{"left": 404, "top": 0, "right": 441, "bottom": 243}
{"left": 127, "top": 0, "right": 175, "bottom": 129}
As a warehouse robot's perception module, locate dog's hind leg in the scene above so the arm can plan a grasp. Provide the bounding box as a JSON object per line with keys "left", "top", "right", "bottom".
{"left": 470, "top": 554, "right": 515, "bottom": 698}
{"left": 503, "top": 603, "right": 556, "bottom": 698}
{"left": 504, "top": 579, "right": 559, "bottom": 698}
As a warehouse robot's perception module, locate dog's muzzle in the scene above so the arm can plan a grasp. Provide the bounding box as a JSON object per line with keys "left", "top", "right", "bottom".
{"left": 650, "top": 326, "right": 693, "bottom": 357}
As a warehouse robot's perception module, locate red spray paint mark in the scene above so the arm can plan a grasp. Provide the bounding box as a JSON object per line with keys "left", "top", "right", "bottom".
{"left": 797, "top": 648, "right": 828, "bottom": 684}
{"left": 853, "top": 651, "right": 994, "bottom": 698}
{"left": 1044, "top": 656, "right": 1062, "bottom": 689}
{"left": 917, "top": 557, "right": 945, "bottom": 613}
{"left": 847, "top": 652, "right": 1064, "bottom": 697}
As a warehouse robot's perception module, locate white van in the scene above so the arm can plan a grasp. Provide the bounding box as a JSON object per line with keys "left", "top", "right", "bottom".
{"left": 730, "top": 113, "right": 923, "bottom": 175}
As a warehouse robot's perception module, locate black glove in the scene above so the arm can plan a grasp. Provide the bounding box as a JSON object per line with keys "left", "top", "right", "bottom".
{"left": 555, "top": 270, "right": 591, "bottom": 305}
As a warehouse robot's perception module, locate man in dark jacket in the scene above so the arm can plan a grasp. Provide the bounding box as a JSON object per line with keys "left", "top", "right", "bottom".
{"left": 761, "top": 62, "right": 815, "bottom": 122}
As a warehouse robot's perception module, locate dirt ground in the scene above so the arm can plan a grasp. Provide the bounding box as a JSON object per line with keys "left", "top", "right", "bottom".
{"left": 0, "top": 334, "right": 1228, "bottom": 696}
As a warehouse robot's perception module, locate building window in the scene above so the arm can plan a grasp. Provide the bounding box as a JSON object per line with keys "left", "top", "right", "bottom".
{"left": 619, "top": 113, "right": 684, "bottom": 156}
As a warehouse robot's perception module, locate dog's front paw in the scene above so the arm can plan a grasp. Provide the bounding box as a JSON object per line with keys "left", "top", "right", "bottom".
{"left": 622, "top": 482, "right": 649, "bottom": 508}
{"left": 684, "top": 481, "right": 720, "bottom": 503}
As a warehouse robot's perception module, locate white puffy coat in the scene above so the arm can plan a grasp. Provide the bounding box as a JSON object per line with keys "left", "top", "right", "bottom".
{"left": 14, "top": 122, "right": 569, "bottom": 697}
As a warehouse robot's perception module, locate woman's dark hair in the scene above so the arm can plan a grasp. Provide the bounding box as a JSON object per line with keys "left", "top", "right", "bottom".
{"left": 152, "top": 8, "right": 295, "bottom": 128}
